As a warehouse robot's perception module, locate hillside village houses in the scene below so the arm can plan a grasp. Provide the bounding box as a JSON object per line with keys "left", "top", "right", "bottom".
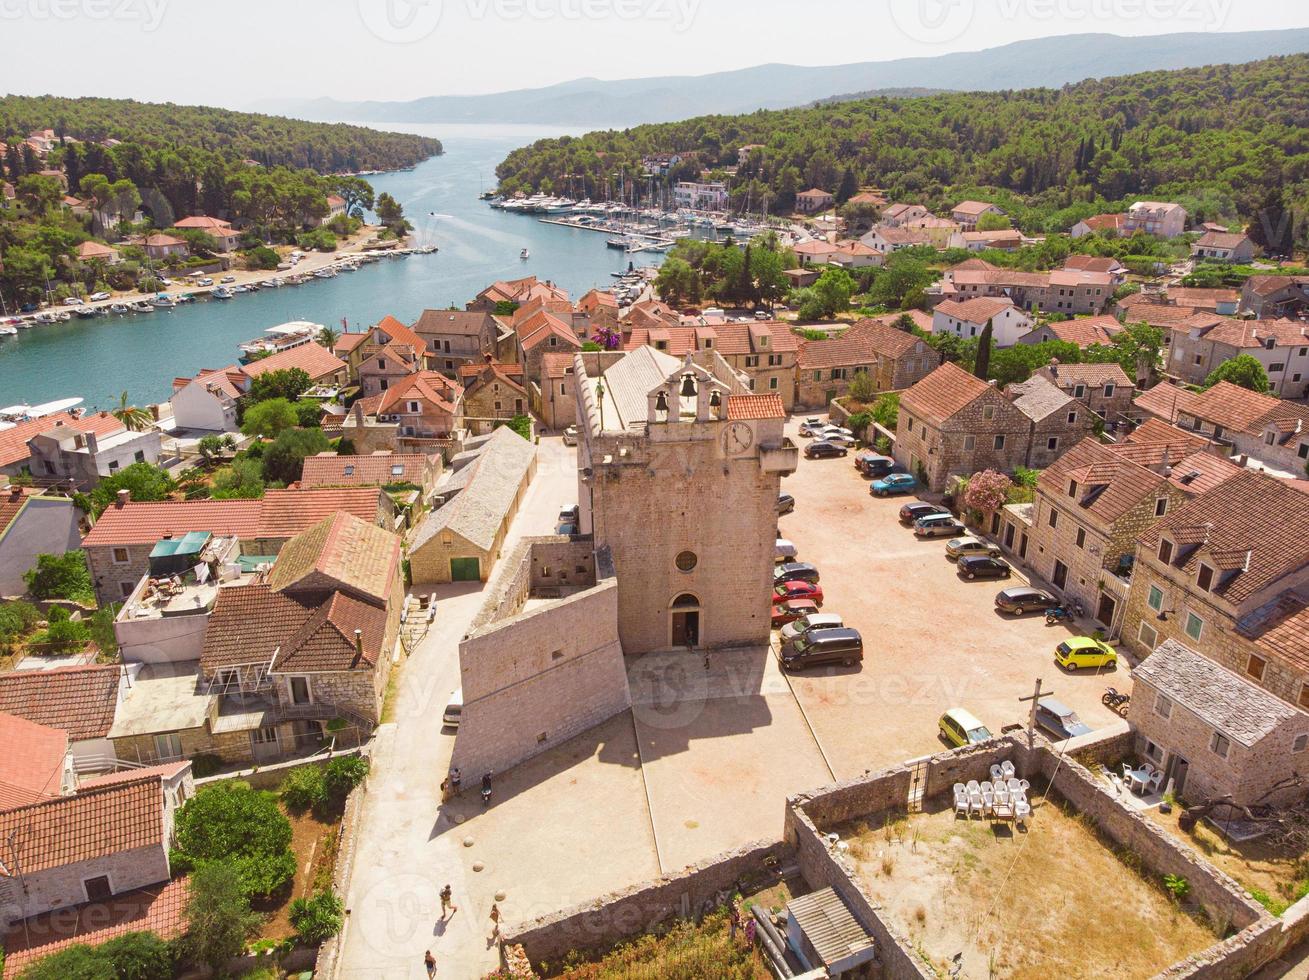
{"left": 1241, "top": 275, "right": 1309, "bottom": 319}
{"left": 1018, "top": 313, "right": 1124, "bottom": 349}
{"left": 794, "top": 188, "right": 834, "bottom": 214}
{"left": 951, "top": 200, "right": 1007, "bottom": 229}
{"left": 1124, "top": 200, "right": 1189, "bottom": 238}
{"left": 1070, "top": 212, "right": 1127, "bottom": 237}
{"left": 1191, "top": 230, "right": 1255, "bottom": 264}
{"left": 794, "top": 312, "right": 935, "bottom": 409}
{"left": 1164, "top": 315, "right": 1309, "bottom": 397}
{"left": 931, "top": 296, "right": 1035, "bottom": 347}
{"left": 1030, "top": 360, "right": 1136, "bottom": 425}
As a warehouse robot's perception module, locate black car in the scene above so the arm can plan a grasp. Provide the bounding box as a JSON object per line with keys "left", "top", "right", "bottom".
{"left": 958, "top": 555, "right": 1012, "bottom": 580}
{"left": 856, "top": 453, "right": 906, "bottom": 479}
{"left": 774, "top": 561, "right": 820, "bottom": 585}
{"left": 804, "top": 440, "right": 848, "bottom": 460}
{"left": 780, "top": 627, "right": 863, "bottom": 670}
{"left": 777, "top": 493, "right": 796, "bottom": 515}
{"left": 994, "top": 587, "right": 1060, "bottom": 616}
{"left": 899, "top": 501, "right": 946, "bottom": 524}
{"left": 556, "top": 521, "right": 579, "bottom": 536}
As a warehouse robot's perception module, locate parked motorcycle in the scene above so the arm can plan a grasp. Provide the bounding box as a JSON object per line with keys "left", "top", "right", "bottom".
{"left": 481, "top": 771, "right": 493, "bottom": 807}
{"left": 1045, "top": 602, "right": 1083, "bottom": 625}
{"left": 1102, "top": 687, "right": 1131, "bottom": 717}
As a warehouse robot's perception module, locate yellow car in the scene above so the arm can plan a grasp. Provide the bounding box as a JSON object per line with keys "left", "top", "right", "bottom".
{"left": 939, "top": 708, "right": 993, "bottom": 748}
{"left": 1055, "top": 637, "right": 1117, "bottom": 671}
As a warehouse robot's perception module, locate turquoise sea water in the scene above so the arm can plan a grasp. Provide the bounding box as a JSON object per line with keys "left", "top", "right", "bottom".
{"left": 0, "top": 124, "right": 656, "bottom": 411}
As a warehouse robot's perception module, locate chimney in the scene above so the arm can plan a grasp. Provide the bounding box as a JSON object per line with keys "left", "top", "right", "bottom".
{"left": 354, "top": 629, "right": 364, "bottom": 660}
{"left": 115, "top": 488, "right": 130, "bottom": 507}
{"left": 84, "top": 431, "right": 99, "bottom": 455}
{"left": 353, "top": 400, "right": 365, "bottom": 425}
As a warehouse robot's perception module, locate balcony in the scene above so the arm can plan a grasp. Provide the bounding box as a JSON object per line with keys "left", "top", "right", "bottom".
{"left": 759, "top": 437, "right": 799, "bottom": 475}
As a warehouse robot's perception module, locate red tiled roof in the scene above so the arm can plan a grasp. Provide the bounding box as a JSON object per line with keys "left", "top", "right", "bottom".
{"left": 143, "top": 233, "right": 184, "bottom": 247}
{"left": 376, "top": 371, "right": 463, "bottom": 417}
{"left": 953, "top": 200, "right": 1000, "bottom": 216}
{"left": 1239, "top": 590, "right": 1309, "bottom": 671}
{"left": 1063, "top": 255, "right": 1122, "bottom": 274}
{"left": 173, "top": 215, "right": 231, "bottom": 230}
{"left": 1186, "top": 381, "right": 1281, "bottom": 432}
{"left": 266, "top": 511, "right": 400, "bottom": 604}
{"left": 625, "top": 321, "right": 799, "bottom": 358}
{"left": 0, "top": 776, "right": 163, "bottom": 878}
{"left": 372, "top": 314, "right": 428, "bottom": 357}
{"left": 76, "top": 240, "right": 117, "bottom": 260}
{"left": 1030, "top": 315, "right": 1124, "bottom": 349}
{"left": 0, "top": 486, "right": 40, "bottom": 536}
{"left": 901, "top": 362, "right": 993, "bottom": 423}
{"left": 1193, "top": 231, "right": 1250, "bottom": 251}
{"left": 256, "top": 487, "right": 386, "bottom": 539}
{"left": 239, "top": 342, "right": 345, "bottom": 382}
{"left": 1042, "top": 360, "right": 1131, "bottom": 389}
{"left": 300, "top": 452, "right": 435, "bottom": 489}
{"left": 1040, "top": 436, "right": 1167, "bottom": 526}
{"left": 77, "top": 760, "right": 189, "bottom": 790}
{"left": 1133, "top": 383, "right": 1203, "bottom": 423}
{"left": 1139, "top": 470, "right": 1309, "bottom": 604}
{"left": 1075, "top": 213, "right": 1126, "bottom": 233}
{"left": 2, "top": 878, "right": 189, "bottom": 978}
{"left": 934, "top": 297, "right": 1017, "bottom": 324}
{"left": 1186, "top": 317, "right": 1309, "bottom": 350}
{"left": 797, "top": 314, "right": 930, "bottom": 371}
{"left": 333, "top": 332, "right": 369, "bottom": 354}
{"left": 1164, "top": 452, "right": 1244, "bottom": 496}
{"left": 1167, "top": 287, "right": 1239, "bottom": 310}
{"left": 0, "top": 665, "right": 119, "bottom": 741}
{"left": 726, "top": 394, "right": 785, "bottom": 421}
{"left": 0, "top": 713, "right": 67, "bottom": 811}
{"left": 541, "top": 352, "right": 578, "bottom": 379}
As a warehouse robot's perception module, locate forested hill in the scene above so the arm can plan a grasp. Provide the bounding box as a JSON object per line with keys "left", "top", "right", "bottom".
{"left": 494, "top": 54, "right": 1309, "bottom": 234}
{"left": 0, "top": 95, "right": 441, "bottom": 172}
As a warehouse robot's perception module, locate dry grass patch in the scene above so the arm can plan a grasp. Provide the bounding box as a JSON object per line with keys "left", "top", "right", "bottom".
{"left": 833, "top": 796, "right": 1218, "bottom": 979}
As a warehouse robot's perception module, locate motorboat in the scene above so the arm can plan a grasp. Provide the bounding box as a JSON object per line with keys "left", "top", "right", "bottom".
{"left": 520, "top": 248, "right": 530, "bottom": 260}
{"left": 33, "top": 312, "right": 59, "bottom": 324}
{"left": 238, "top": 320, "right": 325, "bottom": 360}
{"left": 0, "top": 325, "right": 16, "bottom": 337}
{"left": 212, "top": 286, "right": 234, "bottom": 300}
{"left": 75, "top": 306, "right": 100, "bottom": 319}
{"left": 231, "top": 285, "right": 250, "bottom": 293}
{"left": 129, "top": 301, "right": 155, "bottom": 313}
{"left": 313, "top": 267, "right": 337, "bottom": 279}
{"left": 151, "top": 294, "right": 175, "bottom": 308}
{"left": 109, "top": 303, "right": 131, "bottom": 315}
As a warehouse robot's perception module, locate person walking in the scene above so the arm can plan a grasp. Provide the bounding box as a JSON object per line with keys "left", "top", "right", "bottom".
{"left": 424, "top": 949, "right": 437, "bottom": 976}
{"left": 440, "top": 884, "right": 457, "bottom": 917}
{"left": 489, "top": 902, "right": 502, "bottom": 940}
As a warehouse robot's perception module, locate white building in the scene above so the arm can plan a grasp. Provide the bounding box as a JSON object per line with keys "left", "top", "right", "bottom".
{"left": 169, "top": 368, "right": 241, "bottom": 433}
{"left": 931, "top": 297, "right": 1034, "bottom": 347}
{"left": 673, "top": 181, "right": 728, "bottom": 211}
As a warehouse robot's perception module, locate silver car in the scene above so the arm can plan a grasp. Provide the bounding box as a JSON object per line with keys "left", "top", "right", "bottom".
{"left": 780, "top": 612, "right": 844, "bottom": 643}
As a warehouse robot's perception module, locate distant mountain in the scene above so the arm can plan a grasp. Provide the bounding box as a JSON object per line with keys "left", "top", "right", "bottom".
{"left": 254, "top": 29, "right": 1309, "bottom": 127}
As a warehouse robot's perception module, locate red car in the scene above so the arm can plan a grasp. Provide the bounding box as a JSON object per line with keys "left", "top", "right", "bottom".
{"left": 772, "top": 597, "right": 819, "bottom": 628}
{"left": 773, "top": 580, "right": 823, "bottom": 605}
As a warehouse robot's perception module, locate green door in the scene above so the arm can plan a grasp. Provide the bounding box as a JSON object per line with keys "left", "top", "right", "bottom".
{"left": 450, "top": 557, "right": 481, "bottom": 582}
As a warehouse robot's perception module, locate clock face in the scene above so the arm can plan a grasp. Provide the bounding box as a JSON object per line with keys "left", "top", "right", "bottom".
{"left": 722, "top": 421, "right": 754, "bottom": 455}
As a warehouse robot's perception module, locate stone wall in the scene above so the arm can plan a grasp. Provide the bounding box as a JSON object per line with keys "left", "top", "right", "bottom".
{"left": 0, "top": 845, "right": 170, "bottom": 930}
{"left": 501, "top": 840, "right": 794, "bottom": 967}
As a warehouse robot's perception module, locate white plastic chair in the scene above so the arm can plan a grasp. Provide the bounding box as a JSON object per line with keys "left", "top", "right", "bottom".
{"left": 1006, "top": 778, "right": 1023, "bottom": 795}
{"left": 981, "top": 790, "right": 995, "bottom": 816}
{"left": 994, "top": 785, "right": 1011, "bottom": 807}
{"left": 980, "top": 780, "right": 994, "bottom": 795}
{"left": 1015, "top": 798, "right": 1032, "bottom": 825}
{"left": 1001, "top": 760, "right": 1016, "bottom": 780}
{"left": 1147, "top": 770, "right": 1165, "bottom": 794}
{"left": 990, "top": 764, "right": 1005, "bottom": 782}
{"left": 966, "top": 779, "right": 981, "bottom": 793}
{"left": 969, "top": 787, "right": 985, "bottom": 815}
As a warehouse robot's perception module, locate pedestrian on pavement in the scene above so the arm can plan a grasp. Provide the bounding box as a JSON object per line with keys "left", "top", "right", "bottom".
{"left": 424, "top": 949, "right": 437, "bottom": 976}
{"left": 489, "top": 902, "right": 502, "bottom": 940}
{"left": 440, "top": 884, "right": 456, "bottom": 917}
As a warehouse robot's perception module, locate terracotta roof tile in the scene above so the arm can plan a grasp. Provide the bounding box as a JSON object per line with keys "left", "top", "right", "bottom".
{"left": 1133, "top": 383, "right": 1204, "bottom": 423}
{"left": 1164, "top": 452, "right": 1244, "bottom": 496}
{"left": 77, "top": 760, "right": 189, "bottom": 790}
{"left": 934, "top": 297, "right": 1017, "bottom": 324}
{"left": 541, "top": 352, "right": 578, "bottom": 379}
{"left": 1238, "top": 590, "right": 1309, "bottom": 672}
{"left": 1186, "top": 381, "right": 1281, "bottom": 432}
{"left": 255, "top": 487, "right": 386, "bottom": 538}
{"left": 0, "top": 412, "right": 123, "bottom": 469}
{"left": 83, "top": 498, "right": 263, "bottom": 547}
{"left": 0, "top": 665, "right": 119, "bottom": 741}
{"left": 796, "top": 314, "right": 930, "bottom": 370}
{"left": 1168, "top": 287, "right": 1239, "bottom": 309}
{"left": 267, "top": 511, "right": 400, "bottom": 604}
{"left": 1, "top": 877, "right": 189, "bottom": 978}
{"left": 1029, "top": 316, "right": 1125, "bottom": 349}
{"left": 1039, "top": 437, "right": 1167, "bottom": 525}
{"left": 0, "top": 713, "right": 67, "bottom": 810}
{"left": 900, "top": 362, "right": 993, "bottom": 423}
{"left": 1043, "top": 360, "right": 1131, "bottom": 389}
{"left": 372, "top": 314, "right": 428, "bottom": 357}
{"left": 726, "top": 394, "right": 784, "bottom": 421}
{"left": 300, "top": 453, "right": 435, "bottom": 489}
{"left": 239, "top": 342, "right": 345, "bottom": 382}
{"left": 1139, "top": 470, "right": 1309, "bottom": 604}
{"left": 376, "top": 371, "right": 463, "bottom": 417}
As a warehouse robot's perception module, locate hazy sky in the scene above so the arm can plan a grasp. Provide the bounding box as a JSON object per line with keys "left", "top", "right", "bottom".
{"left": 2, "top": 0, "right": 1306, "bottom": 107}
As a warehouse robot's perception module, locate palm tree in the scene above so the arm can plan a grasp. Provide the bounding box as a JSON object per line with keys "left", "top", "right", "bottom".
{"left": 317, "top": 326, "right": 341, "bottom": 349}
{"left": 112, "top": 391, "right": 152, "bottom": 432}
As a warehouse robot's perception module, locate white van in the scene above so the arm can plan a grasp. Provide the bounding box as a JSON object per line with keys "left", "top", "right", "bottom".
{"left": 775, "top": 538, "right": 798, "bottom": 563}
{"left": 443, "top": 688, "right": 463, "bottom": 728}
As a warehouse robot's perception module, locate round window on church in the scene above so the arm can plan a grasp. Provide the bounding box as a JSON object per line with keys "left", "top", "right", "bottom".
{"left": 675, "top": 551, "right": 698, "bottom": 573}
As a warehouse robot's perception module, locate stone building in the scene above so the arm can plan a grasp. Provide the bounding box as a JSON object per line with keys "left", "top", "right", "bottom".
{"left": 794, "top": 313, "right": 935, "bottom": 409}
{"left": 1030, "top": 361, "right": 1135, "bottom": 425}
{"left": 25, "top": 418, "right": 163, "bottom": 491}
{"left": 412, "top": 309, "right": 498, "bottom": 376}
{"left": 575, "top": 348, "right": 797, "bottom": 653}
{"left": 81, "top": 487, "right": 393, "bottom": 605}
{"left": 468, "top": 275, "right": 569, "bottom": 312}
{"left": 355, "top": 315, "right": 429, "bottom": 397}
{"left": 500, "top": 300, "right": 584, "bottom": 387}
{"left": 539, "top": 352, "right": 580, "bottom": 430}
{"left": 623, "top": 320, "right": 801, "bottom": 410}
{"left": 931, "top": 298, "right": 1033, "bottom": 347}
{"left": 892, "top": 363, "right": 1038, "bottom": 492}
{"left": 1129, "top": 639, "right": 1309, "bottom": 806}
{"left": 1005, "top": 375, "right": 1094, "bottom": 469}
{"left": 1165, "top": 315, "right": 1309, "bottom": 397}
{"left": 408, "top": 426, "right": 537, "bottom": 584}
{"left": 1017, "top": 316, "right": 1124, "bottom": 350}
{"left": 1233, "top": 401, "right": 1309, "bottom": 478}
{"left": 1121, "top": 471, "right": 1309, "bottom": 709}
{"left": 342, "top": 371, "right": 465, "bottom": 455}
{"left": 448, "top": 538, "right": 629, "bottom": 782}
{"left": 461, "top": 360, "right": 531, "bottom": 434}
{"left": 1239, "top": 275, "right": 1309, "bottom": 319}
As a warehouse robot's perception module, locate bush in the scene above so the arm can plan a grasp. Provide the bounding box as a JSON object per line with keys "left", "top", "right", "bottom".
{"left": 0, "top": 600, "right": 42, "bottom": 639}
{"left": 241, "top": 398, "right": 299, "bottom": 439}
{"left": 197, "top": 434, "right": 226, "bottom": 461}
{"left": 97, "top": 931, "right": 174, "bottom": 980}
{"left": 173, "top": 782, "right": 296, "bottom": 899}
{"left": 296, "top": 228, "right": 336, "bottom": 252}
{"left": 324, "top": 755, "right": 370, "bottom": 801}
{"left": 845, "top": 411, "right": 873, "bottom": 439}
{"left": 262, "top": 427, "right": 330, "bottom": 484}
{"left": 17, "top": 943, "right": 116, "bottom": 979}
{"left": 244, "top": 245, "right": 281, "bottom": 270}
{"left": 295, "top": 400, "right": 323, "bottom": 428}
{"left": 181, "top": 863, "right": 259, "bottom": 970}
{"left": 30, "top": 606, "right": 92, "bottom": 654}
{"left": 289, "top": 891, "right": 344, "bottom": 944}
{"left": 280, "top": 765, "right": 328, "bottom": 812}
{"left": 23, "top": 552, "right": 94, "bottom": 604}
{"left": 88, "top": 463, "right": 175, "bottom": 516}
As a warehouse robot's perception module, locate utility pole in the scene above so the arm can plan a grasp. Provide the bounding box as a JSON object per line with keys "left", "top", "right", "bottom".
{"left": 1018, "top": 678, "right": 1053, "bottom": 750}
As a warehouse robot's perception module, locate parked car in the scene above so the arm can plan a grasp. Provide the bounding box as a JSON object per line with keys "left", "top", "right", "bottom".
{"left": 88, "top": 291, "right": 110, "bottom": 302}
{"left": 820, "top": 432, "right": 857, "bottom": 448}
{"left": 819, "top": 425, "right": 854, "bottom": 439}
{"left": 777, "top": 493, "right": 796, "bottom": 515}
{"left": 994, "top": 587, "right": 1061, "bottom": 616}
{"left": 798, "top": 418, "right": 826, "bottom": 437}
{"left": 855, "top": 453, "right": 904, "bottom": 479}
{"left": 197, "top": 277, "right": 214, "bottom": 286}
{"left": 555, "top": 521, "right": 578, "bottom": 535}
{"left": 443, "top": 688, "right": 463, "bottom": 728}
{"left": 899, "top": 501, "right": 947, "bottom": 524}
{"left": 939, "top": 708, "right": 993, "bottom": 748}
{"left": 774, "top": 538, "right": 798, "bottom": 563}
{"left": 914, "top": 514, "right": 965, "bottom": 538}
{"left": 774, "top": 562, "right": 820, "bottom": 585}
{"left": 772, "top": 598, "right": 820, "bottom": 628}
{"left": 559, "top": 504, "right": 579, "bottom": 524}
{"left": 774, "top": 581, "right": 823, "bottom": 605}
{"left": 1055, "top": 637, "right": 1118, "bottom": 671}
{"left": 779, "top": 611, "right": 844, "bottom": 643}
{"left": 945, "top": 536, "right": 1002, "bottom": 561}
{"left": 220, "top": 275, "right": 236, "bottom": 283}
{"left": 62, "top": 296, "right": 83, "bottom": 306}
{"left": 958, "top": 555, "right": 1012, "bottom": 580}
{"left": 562, "top": 425, "right": 578, "bottom": 446}
{"left": 805, "top": 440, "right": 848, "bottom": 460}
{"left": 780, "top": 627, "right": 863, "bottom": 670}
{"left": 1034, "top": 697, "right": 1093, "bottom": 740}
{"left": 871, "top": 473, "right": 918, "bottom": 497}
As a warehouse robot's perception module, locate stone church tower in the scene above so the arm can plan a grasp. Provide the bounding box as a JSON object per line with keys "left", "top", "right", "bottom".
{"left": 574, "top": 348, "right": 797, "bottom": 654}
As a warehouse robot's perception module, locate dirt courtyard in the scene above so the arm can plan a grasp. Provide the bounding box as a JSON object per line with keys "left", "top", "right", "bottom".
{"left": 834, "top": 797, "right": 1218, "bottom": 980}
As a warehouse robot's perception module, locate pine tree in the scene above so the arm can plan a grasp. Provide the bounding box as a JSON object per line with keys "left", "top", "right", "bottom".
{"left": 974, "top": 319, "right": 994, "bottom": 380}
